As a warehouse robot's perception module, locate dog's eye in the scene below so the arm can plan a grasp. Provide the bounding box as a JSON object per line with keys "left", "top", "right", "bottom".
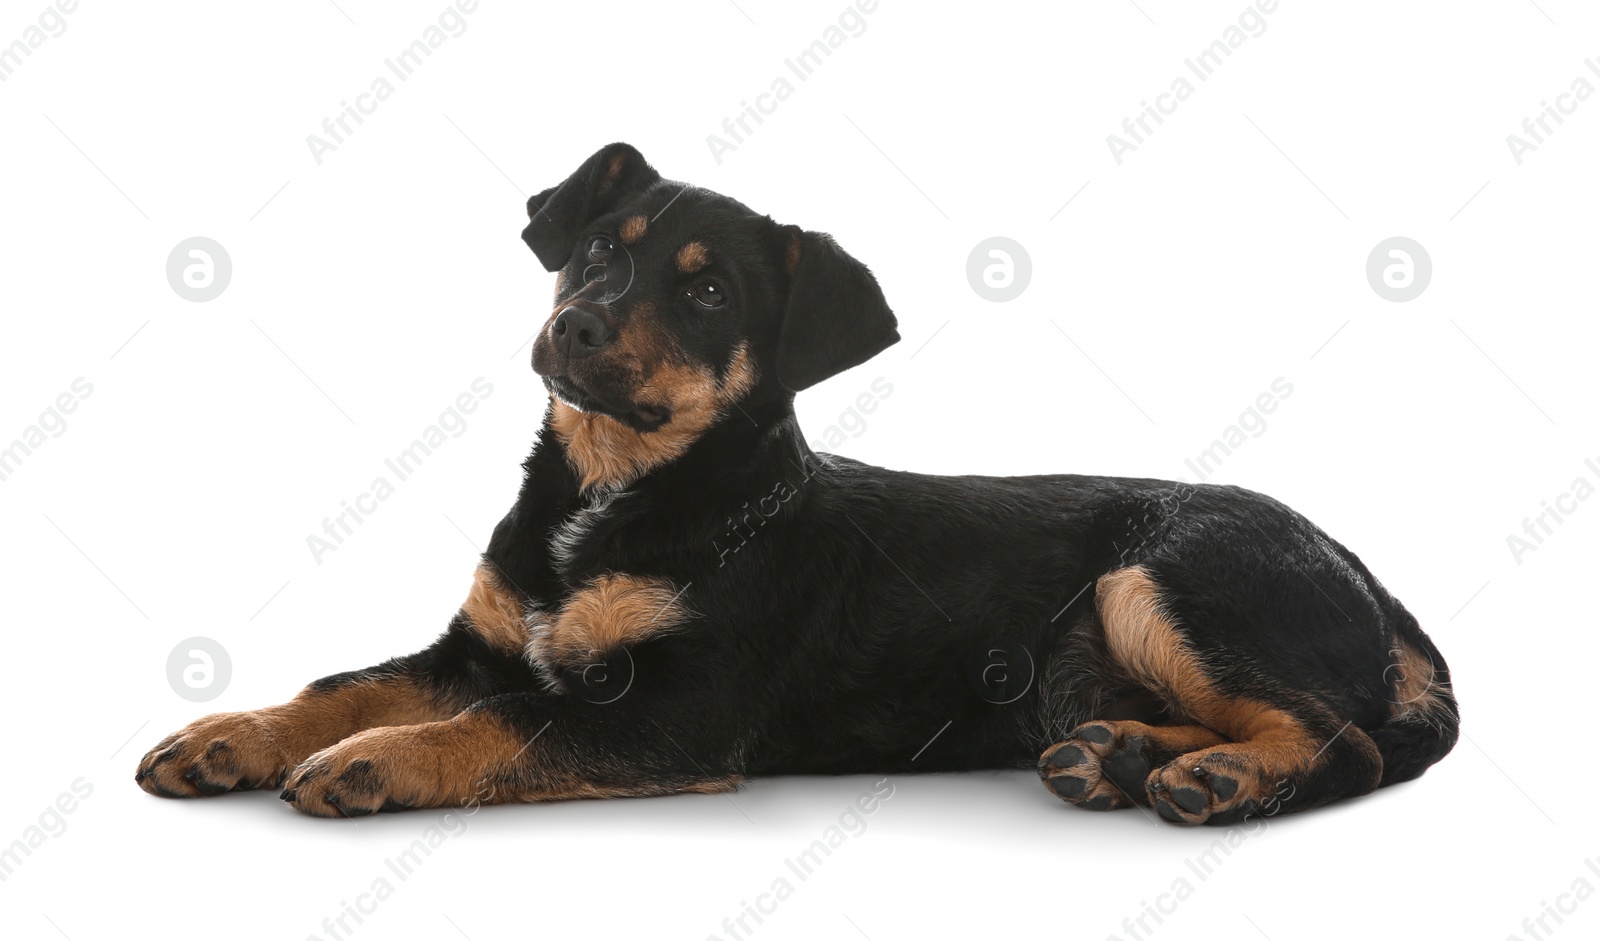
{"left": 588, "top": 236, "right": 614, "bottom": 261}
{"left": 687, "top": 281, "right": 726, "bottom": 309}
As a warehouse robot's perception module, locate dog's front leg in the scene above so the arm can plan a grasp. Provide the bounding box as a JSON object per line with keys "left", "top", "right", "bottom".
{"left": 135, "top": 624, "right": 505, "bottom": 799}
{"left": 278, "top": 693, "right": 742, "bottom": 817}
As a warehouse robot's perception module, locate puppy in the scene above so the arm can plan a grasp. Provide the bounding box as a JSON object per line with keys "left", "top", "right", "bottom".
{"left": 136, "top": 143, "right": 1457, "bottom": 825}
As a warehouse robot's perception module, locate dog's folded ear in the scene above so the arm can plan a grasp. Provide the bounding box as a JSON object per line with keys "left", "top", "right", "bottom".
{"left": 522, "top": 143, "right": 661, "bottom": 271}
{"left": 775, "top": 227, "right": 900, "bottom": 393}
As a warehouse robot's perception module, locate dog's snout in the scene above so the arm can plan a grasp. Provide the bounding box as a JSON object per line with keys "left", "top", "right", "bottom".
{"left": 551, "top": 307, "right": 611, "bottom": 359}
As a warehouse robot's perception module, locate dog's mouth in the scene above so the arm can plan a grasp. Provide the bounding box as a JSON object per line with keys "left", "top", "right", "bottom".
{"left": 545, "top": 375, "right": 671, "bottom": 432}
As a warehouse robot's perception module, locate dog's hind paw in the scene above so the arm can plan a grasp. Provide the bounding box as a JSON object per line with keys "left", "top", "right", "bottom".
{"left": 1039, "top": 722, "right": 1151, "bottom": 811}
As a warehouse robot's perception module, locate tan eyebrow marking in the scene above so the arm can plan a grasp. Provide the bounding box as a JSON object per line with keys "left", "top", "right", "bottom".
{"left": 676, "top": 241, "right": 710, "bottom": 274}
{"left": 619, "top": 215, "right": 648, "bottom": 245}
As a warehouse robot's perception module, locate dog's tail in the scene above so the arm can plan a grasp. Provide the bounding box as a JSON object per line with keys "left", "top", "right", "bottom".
{"left": 1371, "top": 604, "right": 1460, "bottom": 787}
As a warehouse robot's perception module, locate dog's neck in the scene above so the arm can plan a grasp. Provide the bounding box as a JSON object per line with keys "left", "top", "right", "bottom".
{"left": 548, "top": 401, "right": 685, "bottom": 492}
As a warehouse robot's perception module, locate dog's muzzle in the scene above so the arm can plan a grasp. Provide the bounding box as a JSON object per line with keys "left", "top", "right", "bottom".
{"left": 550, "top": 306, "right": 611, "bottom": 360}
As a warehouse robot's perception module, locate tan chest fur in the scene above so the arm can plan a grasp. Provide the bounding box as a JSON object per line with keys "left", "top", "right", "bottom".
{"left": 460, "top": 565, "right": 693, "bottom": 676}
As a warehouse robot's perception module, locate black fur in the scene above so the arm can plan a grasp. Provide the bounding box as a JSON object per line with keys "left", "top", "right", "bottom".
{"left": 137, "top": 143, "right": 1459, "bottom": 822}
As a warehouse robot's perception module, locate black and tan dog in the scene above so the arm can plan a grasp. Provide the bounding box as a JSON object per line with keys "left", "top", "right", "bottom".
{"left": 136, "top": 143, "right": 1458, "bottom": 825}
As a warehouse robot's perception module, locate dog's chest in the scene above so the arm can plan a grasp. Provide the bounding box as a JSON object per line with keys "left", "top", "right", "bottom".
{"left": 523, "top": 492, "right": 693, "bottom": 692}
{"left": 523, "top": 571, "right": 692, "bottom": 693}
{"left": 546, "top": 490, "right": 620, "bottom": 576}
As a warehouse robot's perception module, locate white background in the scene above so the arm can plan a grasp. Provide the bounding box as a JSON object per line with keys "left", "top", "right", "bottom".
{"left": 1, "top": 1, "right": 1596, "bottom": 939}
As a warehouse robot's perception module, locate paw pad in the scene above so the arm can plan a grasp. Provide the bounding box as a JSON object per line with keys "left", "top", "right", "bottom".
{"left": 1039, "top": 723, "right": 1156, "bottom": 812}
{"left": 1146, "top": 758, "right": 1264, "bottom": 826}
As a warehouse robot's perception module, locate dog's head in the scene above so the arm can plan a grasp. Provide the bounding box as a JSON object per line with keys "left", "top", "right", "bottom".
{"left": 523, "top": 143, "right": 898, "bottom": 489}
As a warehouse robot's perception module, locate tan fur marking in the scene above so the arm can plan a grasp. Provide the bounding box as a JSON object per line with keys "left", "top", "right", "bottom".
{"left": 530, "top": 573, "right": 692, "bottom": 668}
{"left": 1389, "top": 639, "right": 1454, "bottom": 730}
{"left": 1090, "top": 566, "right": 1385, "bottom": 820}
{"left": 1041, "top": 720, "right": 1227, "bottom": 809}
{"left": 462, "top": 564, "right": 529, "bottom": 656}
{"left": 785, "top": 233, "right": 802, "bottom": 277}
{"left": 135, "top": 677, "right": 456, "bottom": 798}
{"left": 602, "top": 151, "right": 627, "bottom": 186}
{"left": 551, "top": 345, "right": 758, "bottom": 491}
{"left": 1186, "top": 709, "right": 1321, "bottom": 775}
{"left": 1097, "top": 566, "right": 1215, "bottom": 717}
{"left": 676, "top": 241, "right": 710, "bottom": 274}
{"left": 281, "top": 711, "right": 525, "bottom": 814}
{"left": 619, "top": 214, "right": 648, "bottom": 245}
{"left": 1116, "top": 721, "right": 1229, "bottom": 755}
{"left": 282, "top": 707, "right": 741, "bottom": 815}
{"left": 1097, "top": 565, "right": 1321, "bottom": 778}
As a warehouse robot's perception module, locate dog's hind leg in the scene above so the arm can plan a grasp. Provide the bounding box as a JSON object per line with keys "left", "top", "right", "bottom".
{"left": 1040, "top": 720, "right": 1224, "bottom": 810}
{"left": 1039, "top": 565, "right": 1384, "bottom": 825}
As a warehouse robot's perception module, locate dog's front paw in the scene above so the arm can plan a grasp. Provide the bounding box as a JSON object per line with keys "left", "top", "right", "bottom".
{"left": 135, "top": 711, "right": 294, "bottom": 798}
{"left": 280, "top": 724, "right": 469, "bottom": 818}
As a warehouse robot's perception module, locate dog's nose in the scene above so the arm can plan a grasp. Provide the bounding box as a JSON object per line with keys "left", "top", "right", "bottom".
{"left": 551, "top": 307, "right": 611, "bottom": 358}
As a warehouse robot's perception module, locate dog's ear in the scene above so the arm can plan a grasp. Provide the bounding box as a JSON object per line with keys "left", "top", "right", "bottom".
{"left": 774, "top": 227, "right": 900, "bottom": 393}
{"left": 522, "top": 143, "right": 661, "bottom": 271}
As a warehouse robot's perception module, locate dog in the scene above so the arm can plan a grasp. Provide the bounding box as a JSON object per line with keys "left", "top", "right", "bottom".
{"left": 136, "top": 143, "right": 1459, "bottom": 825}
